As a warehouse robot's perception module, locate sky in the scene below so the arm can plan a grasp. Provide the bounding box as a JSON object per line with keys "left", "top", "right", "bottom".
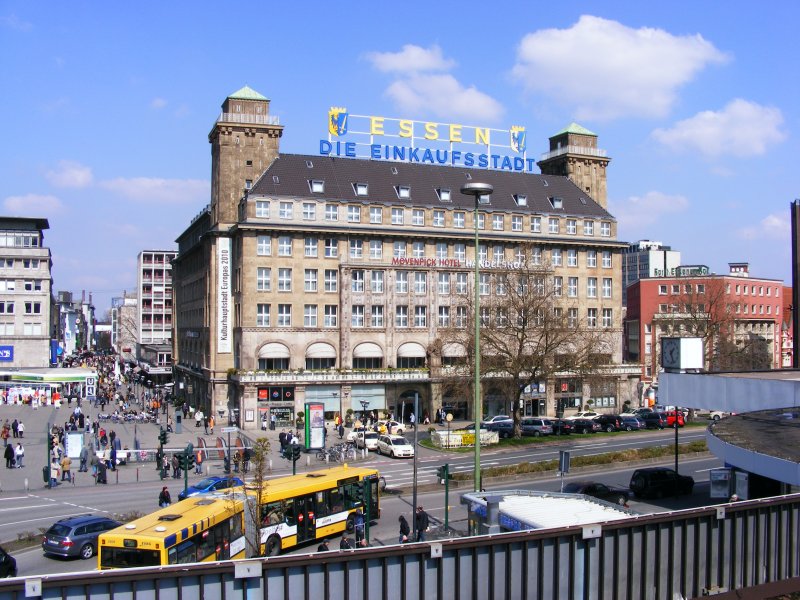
{"left": 1, "top": 1, "right": 798, "bottom": 315}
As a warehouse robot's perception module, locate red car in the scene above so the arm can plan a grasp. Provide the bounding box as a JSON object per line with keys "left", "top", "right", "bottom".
{"left": 663, "top": 411, "right": 685, "bottom": 427}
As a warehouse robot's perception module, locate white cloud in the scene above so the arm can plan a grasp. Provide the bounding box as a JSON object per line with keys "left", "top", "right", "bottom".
{"left": 384, "top": 74, "right": 504, "bottom": 122}
{"left": 511, "top": 15, "right": 728, "bottom": 121}
{"left": 150, "top": 97, "right": 167, "bottom": 109}
{"left": 651, "top": 99, "right": 786, "bottom": 157}
{"left": 45, "top": 160, "right": 93, "bottom": 188}
{"left": 3, "top": 193, "right": 63, "bottom": 215}
{"left": 610, "top": 191, "right": 689, "bottom": 229}
{"left": 737, "top": 213, "right": 790, "bottom": 240}
{"left": 0, "top": 14, "right": 32, "bottom": 31}
{"left": 97, "top": 177, "right": 208, "bottom": 204}
{"left": 365, "top": 44, "right": 456, "bottom": 74}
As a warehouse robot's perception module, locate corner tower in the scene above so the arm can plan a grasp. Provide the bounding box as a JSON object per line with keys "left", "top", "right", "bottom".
{"left": 208, "top": 86, "right": 283, "bottom": 227}
{"left": 537, "top": 123, "right": 611, "bottom": 209}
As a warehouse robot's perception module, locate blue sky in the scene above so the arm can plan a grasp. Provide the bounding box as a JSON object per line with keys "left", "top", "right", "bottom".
{"left": 1, "top": 1, "right": 798, "bottom": 314}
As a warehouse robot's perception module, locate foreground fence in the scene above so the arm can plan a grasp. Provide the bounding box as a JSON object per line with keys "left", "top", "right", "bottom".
{"left": 4, "top": 493, "right": 800, "bottom": 599}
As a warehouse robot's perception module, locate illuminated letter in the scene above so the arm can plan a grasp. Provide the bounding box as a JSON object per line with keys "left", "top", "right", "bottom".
{"left": 345, "top": 142, "right": 357, "bottom": 158}
{"left": 370, "top": 117, "right": 385, "bottom": 136}
{"left": 399, "top": 120, "right": 413, "bottom": 138}
{"left": 424, "top": 122, "right": 439, "bottom": 140}
{"left": 475, "top": 127, "right": 489, "bottom": 145}
{"left": 449, "top": 124, "right": 463, "bottom": 143}
{"left": 319, "top": 140, "right": 332, "bottom": 156}
{"left": 464, "top": 152, "right": 475, "bottom": 167}
{"left": 371, "top": 144, "right": 381, "bottom": 159}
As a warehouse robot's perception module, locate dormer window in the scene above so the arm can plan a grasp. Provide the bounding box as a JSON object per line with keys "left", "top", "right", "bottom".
{"left": 310, "top": 180, "right": 325, "bottom": 194}
{"left": 354, "top": 183, "right": 369, "bottom": 196}
{"left": 513, "top": 194, "right": 527, "bottom": 206}
{"left": 436, "top": 188, "right": 452, "bottom": 202}
{"left": 549, "top": 196, "right": 563, "bottom": 209}
{"left": 478, "top": 193, "right": 491, "bottom": 205}
{"left": 306, "top": 160, "right": 314, "bottom": 168}
{"left": 395, "top": 185, "right": 411, "bottom": 199}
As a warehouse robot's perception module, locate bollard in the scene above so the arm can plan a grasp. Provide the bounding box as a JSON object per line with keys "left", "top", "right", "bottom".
{"left": 115, "top": 470, "right": 119, "bottom": 485}
{"left": 306, "top": 455, "right": 310, "bottom": 467}
{"left": 268, "top": 459, "right": 273, "bottom": 473}
{"left": 23, "top": 478, "right": 27, "bottom": 492}
{"left": 136, "top": 468, "right": 139, "bottom": 482}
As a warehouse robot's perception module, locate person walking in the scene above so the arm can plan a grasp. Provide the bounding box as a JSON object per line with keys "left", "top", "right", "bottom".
{"left": 49, "top": 458, "right": 60, "bottom": 487}
{"left": 317, "top": 538, "right": 331, "bottom": 552}
{"left": 203, "top": 416, "right": 209, "bottom": 435}
{"left": 10, "top": 419, "right": 18, "bottom": 438}
{"left": 270, "top": 412, "right": 276, "bottom": 431}
{"left": 16, "top": 421, "right": 23, "bottom": 438}
{"left": 409, "top": 412, "right": 416, "bottom": 430}
{"left": 13, "top": 442, "right": 23, "bottom": 468}
{"left": 3, "top": 443, "right": 13, "bottom": 468}
{"left": 158, "top": 486, "right": 172, "bottom": 508}
{"left": 209, "top": 415, "right": 214, "bottom": 434}
{"left": 1, "top": 422, "right": 8, "bottom": 447}
{"left": 79, "top": 445, "right": 89, "bottom": 472}
{"left": 399, "top": 515, "right": 411, "bottom": 543}
{"left": 415, "top": 506, "right": 430, "bottom": 542}
{"left": 171, "top": 454, "right": 180, "bottom": 479}
{"left": 195, "top": 448, "right": 204, "bottom": 474}
{"left": 60, "top": 455, "right": 72, "bottom": 482}
{"left": 353, "top": 509, "right": 365, "bottom": 545}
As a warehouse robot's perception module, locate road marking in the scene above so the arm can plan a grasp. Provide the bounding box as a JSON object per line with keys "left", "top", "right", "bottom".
{"left": 0, "top": 496, "right": 33, "bottom": 502}
{"left": 4, "top": 512, "right": 95, "bottom": 527}
{"left": 0, "top": 504, "right": 54, "bottom": 512}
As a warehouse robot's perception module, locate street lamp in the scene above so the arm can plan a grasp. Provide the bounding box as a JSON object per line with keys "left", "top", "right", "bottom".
{"left": 460, "top": 182, "right": 493, "bottom": 492}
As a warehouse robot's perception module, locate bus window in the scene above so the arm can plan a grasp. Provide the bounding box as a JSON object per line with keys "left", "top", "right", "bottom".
{"left": 343, "top": 484, "right": 361, "bottom": 510}
{"left": 284, "top": 501, "right": 296, "bottom": 526}
{"left": 315, "top": 491, "right": 328, "bottom": 518}
{"left": 170, "top": 539, "right": 197, "bottom": 564}
{"left": 196, "top": 530, "right": 216, "bottom": 561}
{"left": 262, "top": 501, "right": 285, "bottom": 526}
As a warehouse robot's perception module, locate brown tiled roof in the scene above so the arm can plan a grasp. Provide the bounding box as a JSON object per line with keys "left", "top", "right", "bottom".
{"left": 250, "top": 154, "right": 614, "bottom": 220}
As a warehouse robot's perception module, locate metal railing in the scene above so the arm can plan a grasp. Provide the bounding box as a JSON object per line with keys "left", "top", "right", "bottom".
{"left": 217, "top": 112, "right": 280, "bottom": 126}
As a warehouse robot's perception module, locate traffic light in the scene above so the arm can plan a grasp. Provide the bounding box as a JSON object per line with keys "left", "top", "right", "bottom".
{"left": 291, "top": 443, "right": 302, "bottom": 462}
{"left": 185, "top": 450, "right": 195, "bottom": 471}
{"left": 436, "top": 464, "right": 451, "bottom": 483}
{"left": 176, "top": 453, "right": 186, "bottom": 471}
{"left": 352, "top": 483, "right": 364, "bottom": 503}
{"left": 159, "top": 428, "right": 168, "bottom": 446}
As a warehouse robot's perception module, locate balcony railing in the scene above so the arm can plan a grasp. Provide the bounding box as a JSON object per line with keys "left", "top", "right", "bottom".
{"left": 539, "top": 145, "right": 608, "bottom": 161}
{"left": 235, "top": 369, "right": 429, "bottom": 384}
{"left": 218, "top": 113, "right": 280, "bottom": 126}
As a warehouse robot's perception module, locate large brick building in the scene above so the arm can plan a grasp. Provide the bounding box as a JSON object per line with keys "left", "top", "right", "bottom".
{"left": 171, "top": 87, "right": 639, "bottom": 430}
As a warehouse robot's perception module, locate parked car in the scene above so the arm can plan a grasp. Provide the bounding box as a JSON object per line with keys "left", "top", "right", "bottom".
{"left": 620, "top": 416, "right": 643, "bottom": 431}
{"left": 0, "top": 546, "right": 16, "bottom": 577}
{"left": 563, "top": 480, "right": 630, "bottom": 506}
{"left": 355, "top": 430, "right": 379, "bottom": 451}
{"left": 377, "top": 420, "right": 405, "bottom": 435}
{"left": 629, "top": 467, "right": 694, "bottom": 499}
{"left": 520, "top": 418, "right": 553, "bottom": 437}
{"left": 663, "top": 410, "right": 685, "bottom": 428}
{"left": 42, "top": 515, "right": 122, "bottom": 559}
{"left": 594, "top": 414, "right": 623, "bottom": 433}
{"left": 481, "top": 415, "right": 512, "bottom": 426}
{"left": 567, "top": 411, "right": 600, "bottom": 420}
{"left": 549, "top": 418, "right": 573, "bottom": 435}
{"left": 376, "top": 435, "right": 415, "bottom": 458}
{"left": 572, "top": 418, "right": 601, "bottom": 434}
{"left": 640, "top": 412, "right": 666, "bottom": 430}
{"left": 487, "top": 420, "right": 514, "bottom": 438}
{"left": 178, "top": 475, "right": 245, "bottom": 500}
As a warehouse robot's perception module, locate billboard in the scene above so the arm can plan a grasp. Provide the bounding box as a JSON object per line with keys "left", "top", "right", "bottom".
{"left": 304, "top": 402, "right": 325, "bottom": 450}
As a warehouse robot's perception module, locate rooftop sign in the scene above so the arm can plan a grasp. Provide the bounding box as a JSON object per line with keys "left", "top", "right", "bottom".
{"left": 320, "top": 108, "right": 537, "bottom": 173}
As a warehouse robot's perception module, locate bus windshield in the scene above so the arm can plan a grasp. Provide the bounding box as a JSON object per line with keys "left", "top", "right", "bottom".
{"left": 100, "top": 547, "right": 161, "bottom": 569}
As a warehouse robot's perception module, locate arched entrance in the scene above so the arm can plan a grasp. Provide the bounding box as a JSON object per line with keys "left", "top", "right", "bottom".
{"left": 395, "top": 388, "right": 426, "bottom": 426}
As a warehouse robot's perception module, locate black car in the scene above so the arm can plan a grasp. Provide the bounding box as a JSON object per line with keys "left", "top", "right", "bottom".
{"left": 571, "top": 418, "right": 600, "bottom": 434}
{"left": 640, "top": 412, "right": 666, "bottom": 430}
{"left": 629, "top": 467, "right": 694, "bottom": 499}
{"left": 0, "top": 546, "right": 16, "bottom": 577}
{"left": 42, "top": 514, "right": 122, "bottom": 559}
{"left": 549, "top": 418, "right": 573, "bottom": 435}
{"left": 487, "top": 420, "right": 514, "bottom": 438}
{"left": 594, "top": 414, "right": 623, "bottom": 433}
{"left": 563, "top": 480, "right": 630, "bottom": 506}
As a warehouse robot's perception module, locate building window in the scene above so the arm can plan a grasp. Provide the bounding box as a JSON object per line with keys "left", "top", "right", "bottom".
{"left": 412, "top": 209, "right": 425, "bottom": 226}
{"left": 302, "top": 203, "right": 316, "bottom": 220}
{"left": 433, "top": 210, "right": 445, "bottom": 227}
{"left": 354, "top": 183, "right": 369, "bottom": 196}
{"left": 438, "top": 306, "right": 450, "bottom": 327}
{"left": 369, "top": 207, "right": 382, "bottom": 224}
{"left": 455, "top": 306, "right": 467, "bottom": 327}
{"left": 257, "top": 236, "right": 271, "bottom": 256}
{"left": 278, "top": 236, "right": 292, "bottom": 256}
{"left": 567, "top": 308, "right": 578, "bottom": 328}
{"left": 493, "top": 245, "right": 504, "bottom": 262}
{"left": 551, "top": 249, "right": 562, "bottom": 266}
{"left": 255, "top": 200, "right": 270, "bottom": 218}
{"left": 455, "top": 272, "right": 468, "bottom": 294}
{"left": 393, "top": 241, "right": 406, "bottom": 258}
{"left": 371, "top": 270, "right": 384, "bottom": 293}
{"left": 531, "top": 216, "right": 541, "bottom": 233}
{"left": 349, "top": 239, "right": 363, "bottom": 259}
{"left": 369, "top": 240, "right": 382, "bottom": 260}
{"left": 553, "top": 276, "right": 562, "bottom": 297}
{"left": 0, "top": 302, "right": 14, "bottom": 314}
{"left": 279, "top": 202, "right": 293, "bottom": 219}
{"left": 395, "top": 305, "right": 408, "bottom": 327}
{"left": 395, "top": 185, "right": 411, "bottom": 199}
{"left": 584, "top": 220, "right": 594, "bottom": 236}
{"left": 476, "top": 214, "right": 485, "bottom": 230}
{"left": 347, "top": 205, "right": 361, "bottom": 223}
{"left": 391, "top": 208, "right": 404, "bottom": 225}
{"left": 697, "top": 284, "right": 705, "bottom": 294}
{"left": 478, "top": 244, "right": 488, "bottom": 261}
{"left": 304, "top": 269, "right": 318, "bottom": 292}
{"left": 310, "top": 180, "right": 324, "bottom": 193}
{"left": 567, "top": 249, "right": 578, "bottom": 267}
{"left": 587, "top": 308, "right": 597, "bottom": 328}
{"left": 324, "top": 305, "right": 338, "bottom": 327}
{"left": 304, "top": 305, "right": 318, "bottom": 327}
{"left": 351, "top": 305, "right": 365, "bottom": 327}
{"left": 414, "top": 306, "right": 427, "bottom": 327}
{"left": 587, "top": 277, "right": 597, "bottom": 298}
{"left": 277, "top": 304, "right": 291, "bottom": 327}
{"left": 600, "top": 222, "right": 611, "bottom": 237}
{"left": 257, "top": 267, "right": 271, "bottom": 291}
{"left": 414, "top": 272, "right": 427, "bottom": 294}
{"left": 453, "top": 212, "right": 465, "bottom": 228}
{"left": 396, "top": 271, "right": 409, "bottom": 294}
{"left": 513, "top": 194, "right": 527, "bottom": 206}
{"left": 492, "top": 214, "right": 504, "bottom": 230}
{"left": 351, "top": 270, "right": 365, "bottom": 292}
{"left": 435, "top": 242, "right": 448, "bottom": 259}
{"left": 23, "top": 280, "right": 41, "bottom": 291}
{"left": 325, "top": 204, "right": 338, "bottom": 221}
{"left": 659, "top": 285, "right": 668, "bottom": 295}
{"left": 304, "top": 237, "right": 318, "bottom": 257}
{"left": 256, "top": 304, "right": 270, "bottom": 327}
{"left": 671, "top": 284, "right": 680, "bottom": 294}
{"left": 278, "top": 268, "right": 292, "bottom": 292}
{"left": 371, "top": 305, "right": 384, "bottom": 327}
{"left": 512, "top": 215, "right": 523, "bottom": 231}
{"left": 324, "top": 270, "right": 337, "bottom": 292}
{"left": 532, "top": 247, "right": 542, "bottom": 265}
{"left": 548, "top": 218, "right": 559, "bottom": 234}
{"left": 568, "top": 277, "right": 578, "bottom": 298}
{"left": 454, "top": 243, "right": 466, "bottom": 261}
{"left": 412, "top": 241, "right": 425, "bottom": 258}
{"left": 587, "top": 250, "right": 597, "bottom": 268}
{"left": 324, "top": 239, "right": 338, "bottom": 258}
{"left": 438, "top": 273, "right": 450, "bottom": 294}
{"left": 566, "top": 219, "right": 577, "bottom": 235}
{"left": 437, "top": 188, "right": 451, "bottom": 202}
{"left": 602, "top": 278, "right": 612, "bottom": 298}
{"left": 479, "top": 273, "right": 490, "bottom": 296}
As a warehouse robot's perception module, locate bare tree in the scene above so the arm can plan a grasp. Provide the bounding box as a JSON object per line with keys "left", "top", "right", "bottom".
{"left": 244, "top": 437, "right": 271, "bottom": 557}
{"left": 440, "top": 246, "right": 617, "bottom": 438}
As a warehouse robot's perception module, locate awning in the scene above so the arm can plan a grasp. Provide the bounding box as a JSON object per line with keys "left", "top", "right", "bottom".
{"left": 353, "top": 342, "right": 383, "bottom": 359}
{"left": 442, "top": 343, "right": 466, "bottom": 357}
{"left": 306, "top": 342, "right": 336, "bottom": 359}
{"left": 258, "top": 343, "right": 290, "bottom": 359}
{"left": 397, "top": 342, "right": 426, "bottom": 358}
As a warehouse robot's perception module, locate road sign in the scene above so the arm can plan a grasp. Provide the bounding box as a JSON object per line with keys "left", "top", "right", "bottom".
{"left": 221, "top": 426, "right": 238, "bottom": 433}
{"left": 0, "top": 346, "right": 13, "bottom": 361}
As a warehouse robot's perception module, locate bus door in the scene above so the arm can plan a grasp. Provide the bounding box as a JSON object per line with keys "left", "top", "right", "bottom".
{"left": 214, "top": 519, "right": 230, "bottom": 560}
{"left": 294, "top": 495, "right": 316, "bottom": 543}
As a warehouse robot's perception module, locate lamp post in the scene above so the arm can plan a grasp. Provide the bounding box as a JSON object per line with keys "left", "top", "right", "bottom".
{"left": 460, "top": 182, "right": 493, "bottom": 492}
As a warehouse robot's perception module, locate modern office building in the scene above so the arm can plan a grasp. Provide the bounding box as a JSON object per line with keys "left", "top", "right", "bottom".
{"left": 0, "top": 217, "right": 54, "bottom": 367}
{"left": 136, "top": 250, "right": 176, "bottom": 381}
{"left": 172, "top": 87, "right": 639, "bottom": 430}
{"left": 622, "top": 240, "right": 682, "bottom": 306}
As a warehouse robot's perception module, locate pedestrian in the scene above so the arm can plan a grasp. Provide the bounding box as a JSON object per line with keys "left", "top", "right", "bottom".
{"left": 354, "top": 509, "right": 365, "bottom": 545}
{"left": 233, "top": 450, "right": 241, "bottom": 473}
{"left": 79, "top": 445, "right": 89, "bottom": 472}
{"left": 399, "top": 515, "right": 410, "bottom": 543}
{"left": 409, "top": 412, "right": 416, "bottom": 430}
{"left": 242, "top": 447, "right": 251, "bottom": 473}
{"left": 195, "top": 409, "right": 203, "bottom": 428}
{"left": 203, "top": 416, "right": 209, "bottom": 435}
{"left": 209, "top": 414, "right": 214, "bottom": 434}
{"left": 338, "top": 423, "right": 344, "bottom": 439}
{"left": 195, "top": 448, "right": 204, "bottom": 474}
{"left": 171, "top": 454, "right": 180, "bottom": 479}
{"left": 261, "top": 414, "right": 268, "bottom": 431}
{"left": 158, "top": 486, "right": 172, "bottom": 508}
{"left": 11, "top": 419, "right": 18, "bottom": 438}
{"left": 0, "top": 424, "right": 9, "bottom": 448}
{"left": 415, "top": 506, "right": 430, "bottom": 542}
{"left": 13, "top": 442, "right": 24, "bottom": 468}
{"left": 339, "top": 536, "right": 354, "bottom": 550}
{"left": 60, "top": 455, "right": 72, "bottom": 482}
{"left": 49, "top": 458, "right": 60, "bottom": 487}
{"left": 3, "top": 443, "right": 13, "bottom": 468}
{"left": 317, "top": 538, "right": 330, "bottom": 552}
{"left": 161, "top": 453, "right": 170, "bottom": 479}
{"left": 109, "top": 445, "right": 117, "bottom": 471}
{"left": 90, "top": 452, "right": 99, "bottom": 479}
{"left": 270, "top": 412, "right": 276, "bottom": 431}
{"left": 15, "top": 421, "right": 23, "bottom": 438}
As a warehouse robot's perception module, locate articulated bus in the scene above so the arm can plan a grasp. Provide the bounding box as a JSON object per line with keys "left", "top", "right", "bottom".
{"left": 98, "top": 465, "right": 380, "bottom": 569}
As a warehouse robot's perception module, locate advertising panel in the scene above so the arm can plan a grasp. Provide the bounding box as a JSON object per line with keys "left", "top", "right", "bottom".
{"left": 304, "top": 402, "right": 325, "bottom": 450}
{"left": 217, "top": 237, "right": 233, "bottom": 353}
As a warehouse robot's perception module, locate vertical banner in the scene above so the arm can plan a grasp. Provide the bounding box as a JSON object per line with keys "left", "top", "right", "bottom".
{"left": 217, "top": 237, "right": 233, "bottom": 353}
{"left": 305, "top": 402, "right": 325, "bottom": 450}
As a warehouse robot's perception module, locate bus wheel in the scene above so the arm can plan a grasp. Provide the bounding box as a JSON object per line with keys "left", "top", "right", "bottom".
{"left": 266, "top": 535, "right": 281, "bottom": 557}
{"left": 346, "top": 513, "right": 355, "bottom": 533}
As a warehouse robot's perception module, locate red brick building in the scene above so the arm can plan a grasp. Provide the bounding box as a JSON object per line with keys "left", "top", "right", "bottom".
{"left": 625, "top": 263, "right": 784, "bottom": 384}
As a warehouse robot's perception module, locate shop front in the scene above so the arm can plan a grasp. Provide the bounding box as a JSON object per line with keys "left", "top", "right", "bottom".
{"left": 257, "top": 386, "right": 296, "bottom": 428}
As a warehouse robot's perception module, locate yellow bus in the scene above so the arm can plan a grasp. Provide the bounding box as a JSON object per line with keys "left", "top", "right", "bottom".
{"left": 98, "top": 465, "right": 380, "bottom": 569}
